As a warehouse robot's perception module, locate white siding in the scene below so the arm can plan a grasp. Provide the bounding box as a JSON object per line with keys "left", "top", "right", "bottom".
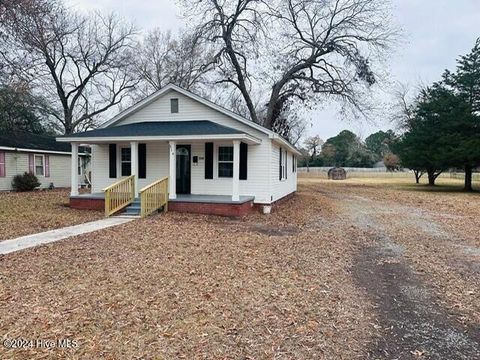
{"left": 89, "top": 89, "right": 297, "bottom": 204}
{"left": 117, "top": 90, "right": 267, "bottom": 139}
{"left": 0, "top": 151, "right": 72, "bottom": 191}
{"left": 270, "top": 144, "right": 298, "bottom": 202}
{"left": 91, "top": 143, "right": 169, "bottom": 193}
{"left": 91, "top": 140, "right": 273, "bottom": 203}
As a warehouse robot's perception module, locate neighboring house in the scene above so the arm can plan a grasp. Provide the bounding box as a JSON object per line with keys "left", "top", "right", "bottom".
{"left": 0, "top": 132, "right": 90, "bottom": 191}
{"left": 57, "top": 84, "right": 300, "bottom": 216}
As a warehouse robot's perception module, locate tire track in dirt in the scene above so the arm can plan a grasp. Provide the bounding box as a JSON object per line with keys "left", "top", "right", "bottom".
{"left": 337, "top": 192, "right": 480, "bottom": 359}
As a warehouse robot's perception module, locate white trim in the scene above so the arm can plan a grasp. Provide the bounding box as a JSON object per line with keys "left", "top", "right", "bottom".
{"left": 120, "top": 147, "right": 132, "bottom": 177}
{"left": 0, "top": 146, "right": 89, "bottom": 156}
{"left": 270, "top": 134, "right": 302, "bottom": 156}
{"left": 217, "top": 145, "right": 234, "bottom": 178}
{"left": 57, "top": 133, "right": 262, "bottom": 145}
{"left": 96, "top": 83, "right": 300, "bottom": 154}
{"left": 34, "top": 154, "right": 45, "bottom": 177}
{"left": 169, "top": 141, "right": 176, "bottom": 199}
{"left": 232, "top": 140, "right": 240, "bottom": 201}
{"left": 71, "top": 143, "right": 79, "bottom": 196}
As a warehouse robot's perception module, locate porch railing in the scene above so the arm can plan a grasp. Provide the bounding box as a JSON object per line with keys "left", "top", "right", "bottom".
{"left": 103, "top": 175, "right": 135, "bottom": 217}
{"left": 139, "top": 177, "right": 169, "bottom": 218}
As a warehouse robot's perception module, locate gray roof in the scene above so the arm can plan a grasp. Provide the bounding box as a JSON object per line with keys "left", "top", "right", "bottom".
{"left": 0, "top": 131, "right": 71, "bottom": 152}
{"left": 59, "top": 120, "right": 243, "bottom": 139}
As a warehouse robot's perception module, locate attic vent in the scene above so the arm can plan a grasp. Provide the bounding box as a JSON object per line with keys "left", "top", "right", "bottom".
{"left": 170, "top": 98, "right": 179, "bottom": 113}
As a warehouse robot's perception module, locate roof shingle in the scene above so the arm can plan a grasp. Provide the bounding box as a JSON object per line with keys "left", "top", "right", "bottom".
{"left": 59, "top": 121, "right": 243, "bottom": 139}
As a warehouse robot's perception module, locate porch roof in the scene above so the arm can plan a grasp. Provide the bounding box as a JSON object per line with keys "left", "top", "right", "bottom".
{"left": 57, "top": 120, "right": 261, "bottom": 144}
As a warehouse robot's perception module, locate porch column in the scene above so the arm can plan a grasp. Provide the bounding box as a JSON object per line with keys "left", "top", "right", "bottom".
{"left": 169, "top": 141, "right": 176, "bottom": 199}
{"left": 232, "top": 140, "right": 240, "bottom": 201}
{"left": 70, "top": 142, "right": 79, "bottom": 196}
{"left": 130, "top": 141, "right": 139, "bottom": 197}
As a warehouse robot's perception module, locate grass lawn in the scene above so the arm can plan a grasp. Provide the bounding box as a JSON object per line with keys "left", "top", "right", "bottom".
{"left": 0, "top": 176, "right": 478, "bottom": 359}
{"left": 0, "top": 189, "right": 102, "bottom": 241}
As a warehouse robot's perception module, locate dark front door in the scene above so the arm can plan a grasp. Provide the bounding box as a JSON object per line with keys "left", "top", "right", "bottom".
{"left": 176, "top": 145, "right": 191, "bottom": 194}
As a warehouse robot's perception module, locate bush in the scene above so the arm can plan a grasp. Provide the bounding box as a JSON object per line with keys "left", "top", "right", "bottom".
{"left": 12, "top": 172, "right": 41, "bottom": 192}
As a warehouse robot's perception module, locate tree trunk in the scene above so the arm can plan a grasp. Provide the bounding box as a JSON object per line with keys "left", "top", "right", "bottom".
{"left": 464, "top": 165, "right": 473, "bottom": 192}
{"left": 427, "top": 169, "right": 436, "bottom": 186}
{"left": 414, "top": 170, "right": 421, "bottom": 184}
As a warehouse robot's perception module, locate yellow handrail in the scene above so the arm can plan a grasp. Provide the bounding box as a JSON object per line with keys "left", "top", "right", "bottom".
{"left": 103, "top": 175, "right": 135, "bottom": 217}
{"left": 139, "top": 176, "right": 169, "bottom": 218}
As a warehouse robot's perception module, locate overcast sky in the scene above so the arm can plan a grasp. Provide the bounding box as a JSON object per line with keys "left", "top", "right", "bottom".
{"left": 66, "top": 0, "right": 480, "bottom": 141}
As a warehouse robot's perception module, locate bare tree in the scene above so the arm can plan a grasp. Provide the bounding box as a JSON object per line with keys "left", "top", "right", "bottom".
{"left": 0, "top": 0, "right": 138, "bottom": 134}
{"left": 185, "top": 0, "right": 397, "bottom": 133}
{"left": 135, "top": 29, "right": 214, "bottom": 97}
{"left": 185, "top": 0, "right": 264, "bottom": 124}
{"left": 304, "top": 135, "right": 324, "bottom": 161}
{"left": 390, "top": 82, "right": 417, "bottom": 129}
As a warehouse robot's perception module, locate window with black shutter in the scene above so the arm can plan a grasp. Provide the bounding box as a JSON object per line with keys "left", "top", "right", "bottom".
{"left": 139, "top": 143, "right": 147, "bottom": 179}
{"left": 205, "top": 142, "right": 213, "bottom": 179}
{"left": 240, "top": 142, "right": 247, "bottom": 180}
{"left": 109, "top": 144, "right": 117, "bottom": 178}
{"left": 279, "top": 147, "right": 282, "bottom": 180}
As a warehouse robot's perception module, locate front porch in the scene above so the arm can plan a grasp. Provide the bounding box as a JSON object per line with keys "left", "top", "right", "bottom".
{"left": 70, "top": 192, "right": 256, "bottom": 217}
{"left": 59, "top": 120, "right": 262, "bottom": 217}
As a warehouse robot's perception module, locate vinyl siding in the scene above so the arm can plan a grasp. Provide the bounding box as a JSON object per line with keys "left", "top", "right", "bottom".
{"left": 270, "top": 144, "right": 297, "bottom": 202}
{"left": 116, "top": 90, "right": 267, "bottom": 139}
{"left": 91, "top": 140, "right": 272, "bottom": 203}
{"left": 0, "top": 151, "right": 72, "bottom": 191}
{"left": 89, "top": 89, "right": 297, "bottom": 204}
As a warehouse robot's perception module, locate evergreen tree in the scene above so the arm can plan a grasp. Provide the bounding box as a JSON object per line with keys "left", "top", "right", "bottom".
{"left": 443, "top": 38, "right": 480, "bottom": 191}
{"left": 393, "top": 84, "right": 475, "bottom": 186}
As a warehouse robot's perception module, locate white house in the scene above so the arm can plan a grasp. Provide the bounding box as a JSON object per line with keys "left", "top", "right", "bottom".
{"left": 58, "top": 84, "right": 300, "bottom": 217}
{"left": 0, "top": 131, "right": 90, "bottom": 191}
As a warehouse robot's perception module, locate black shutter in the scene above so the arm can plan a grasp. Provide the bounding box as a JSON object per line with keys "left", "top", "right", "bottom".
{"left": 109, "top": 144, "right": 117, "bottom": 178}
{"left": 279, "top": 147, "right": 282, "bottom": 180}
{"left": 240, "top": 142, "right": 248, "bottom": 180}
{"left": 139, "top": 143, "right": 147, "bottom": 179}
{"left": 205, "top": 142, "right": 213, "bottom": 179}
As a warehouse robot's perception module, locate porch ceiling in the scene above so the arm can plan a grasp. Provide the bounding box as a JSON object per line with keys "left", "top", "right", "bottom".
{"left": 57, "top": 120, "right": 262, "bottom": 145}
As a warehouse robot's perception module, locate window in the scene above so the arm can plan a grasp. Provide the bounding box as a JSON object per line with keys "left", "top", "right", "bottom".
{"left": 170, "top": 98, "right": 179, "bottom": 113}
{"left": 279, "top": 148, "right": 287, "bottom": 180}
{"left": 218, "top": 146, "right": 233, "bottom": 178}
{"left": 293, "top": 155, "right": 296, "bottom": 173}
{"left": 121, "top": 148, "right": 131, "bottom": 176}
{"left": 34, "top": 154, "right": 44, "bottom": 176}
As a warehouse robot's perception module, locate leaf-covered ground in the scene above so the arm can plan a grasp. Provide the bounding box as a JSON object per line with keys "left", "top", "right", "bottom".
{"left": 0, "top": 177, "right": 479, "bottom": 359}
{"left": 0, "top": 190, "right": 102, "bottom": 241}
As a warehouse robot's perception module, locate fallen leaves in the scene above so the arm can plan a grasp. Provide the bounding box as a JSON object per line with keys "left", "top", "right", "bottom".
{"left": 0, "top": 189, "right": 102, "bottom": 241}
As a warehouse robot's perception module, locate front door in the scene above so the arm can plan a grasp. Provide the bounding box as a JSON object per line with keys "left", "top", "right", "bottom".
{"left": 176, "top": 145, "right": 191, "bottom": 194}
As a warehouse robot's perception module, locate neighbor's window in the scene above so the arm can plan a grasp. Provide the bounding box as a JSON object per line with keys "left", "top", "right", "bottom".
{"left": 170, "top": 98, "right": 179, "bottom": 113}
{"left": 34, "top": 154, "right": 44, "bottom": 176}
{"left": 218, "top": 146, "right": 234, "bottom": 178}
{"left": 121, "top": 148, "right": 131, "bottom": 176}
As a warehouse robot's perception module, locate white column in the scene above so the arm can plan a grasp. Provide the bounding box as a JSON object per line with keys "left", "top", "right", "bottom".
{"left": 130, "top": 141, "right": 139, "bottom": 197}
{"left": 70, "top": 142, "right": 79, "bottom": 196}
{"left": 232, "top": 140, "right": 240, "bottom": 201}
{"left": 169, "top": 141, "right": 176, "bottom": 199}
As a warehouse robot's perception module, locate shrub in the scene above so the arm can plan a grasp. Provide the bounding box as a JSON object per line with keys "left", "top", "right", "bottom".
{"left": 12, "top": 172, "right": 41, "bottom": 192}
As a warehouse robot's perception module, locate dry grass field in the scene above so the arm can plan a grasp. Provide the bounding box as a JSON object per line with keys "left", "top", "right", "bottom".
{"left": 0, "top": 189, "right": 102, "bottom": 241}
{"left": 0, "top": 175, "right": 479, "bottom": 359}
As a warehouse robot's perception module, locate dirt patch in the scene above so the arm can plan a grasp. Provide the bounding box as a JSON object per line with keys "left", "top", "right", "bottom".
{"left": 354, "top": 233, "right": 480, "bottom": 359}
